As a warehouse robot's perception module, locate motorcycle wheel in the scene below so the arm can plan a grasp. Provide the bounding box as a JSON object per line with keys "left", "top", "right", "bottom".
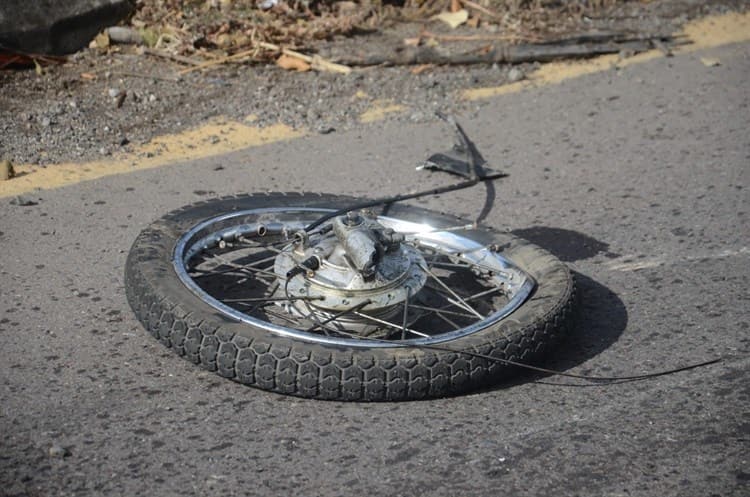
{"left": 125, "top": 192, "right": 576, "bottom": 401}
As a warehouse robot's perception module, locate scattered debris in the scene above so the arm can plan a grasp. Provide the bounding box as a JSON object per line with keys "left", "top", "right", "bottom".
{"left": 116, "top": 0, "right": 649, "bottom": 72}
{"left": 0, "top": 1, "right": 692, "bottom": 76}
{"left": 259, "top": 42, "right": 351, "bottom": 74}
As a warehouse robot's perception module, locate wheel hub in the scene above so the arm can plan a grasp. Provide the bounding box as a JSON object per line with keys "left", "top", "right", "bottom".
{"left": 273, "top": 212, "right": 427, "bottom": 332}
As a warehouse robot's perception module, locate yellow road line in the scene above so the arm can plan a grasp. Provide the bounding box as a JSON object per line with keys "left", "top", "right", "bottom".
{"left": 462, "top": 11, "right": 750, "bottom": 101}
{"left": 359, "top": 100, "right": 408, "bottom": 123}
{"left": 1, "top": 119, "right": 305, "bottom": 198}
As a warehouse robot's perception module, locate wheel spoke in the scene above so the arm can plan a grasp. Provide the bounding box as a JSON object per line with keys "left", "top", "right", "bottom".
{"left": 464, "top": 286, "right": 504, "bottom": 302}
{"left": 419, "top": 264, "right": 484, "bottom": 319}
{"left": 238, "top": 236, "right": 291, "bottom": 250}
{"left": 411, "top": 241, "right": 513, "bottom": 278}
{"left": 434, "top": 310, "right": 462, "bottom": 331}
{"left": 351, "top": 311, "right": 430, "bottom": 338}
{"left": 207, "top": 253, "right": 284, "bottom": 280}
{"left": 304, "top": 300, "right": 372, "bottom": 333}
{"left": 264, "top": 308, "right": 314, "bottom": 328}
{"left": 401, "top": 291, "right": 410, "bottom": 340}
{"left": 408, "top": 303, "right": 476, "bottom": 319}
{"left": 222, "top": 296, "right": 322, "bottom": 303}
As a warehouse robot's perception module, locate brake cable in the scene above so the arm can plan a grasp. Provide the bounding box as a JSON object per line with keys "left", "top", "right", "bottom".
{"left": 310, "top": 323, "right": 722, "bottom": 386}
{"left": 397, "top": 343, "right": 721, "bottom": 386}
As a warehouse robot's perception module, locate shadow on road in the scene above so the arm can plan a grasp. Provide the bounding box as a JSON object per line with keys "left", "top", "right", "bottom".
{"left": 511, "top": 225, "right": 620, "bottom": 261}
{"left": 482, "top": 226, "right": 629, "bottom": 392}
{"left": 485, "top": 272, "right": 629, "bottom": 392}
{"left": 549, "top": 272, "right": 628, "bottom": 372}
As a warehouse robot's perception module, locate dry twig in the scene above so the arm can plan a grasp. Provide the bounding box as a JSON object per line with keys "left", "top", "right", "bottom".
{"left": 178, "top": 48, "right": 259, "bottom": 74}
{"left": 458, "top": 0, "right": 501, "bottom": 20}
{"left": 144, "top": 48, "right": 203, "bottom": 66}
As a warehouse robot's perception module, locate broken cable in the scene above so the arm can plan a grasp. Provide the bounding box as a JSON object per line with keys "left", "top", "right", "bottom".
{"left": 304, "top": 172, "right": 507, "bottom": 233}
{"left": 304, "top": 112, "right": 505, "bottom": 233}
{"left": 328, "top": 328, "right": 722, "bottom": 385}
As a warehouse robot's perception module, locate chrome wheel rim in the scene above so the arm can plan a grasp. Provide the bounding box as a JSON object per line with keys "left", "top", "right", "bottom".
{"left": 173, "top": 207, "right": 535, "bottom": 348}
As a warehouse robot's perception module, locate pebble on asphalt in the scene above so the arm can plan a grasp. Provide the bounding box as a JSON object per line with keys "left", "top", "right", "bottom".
{"left": 48, "top": 445, "right": 69, "bottom": 458}
{"left": 508, "top": 67, "right": 525, "bottom": 83}
{"left": 10, "top": 195, "right": 39, "bottom": 206}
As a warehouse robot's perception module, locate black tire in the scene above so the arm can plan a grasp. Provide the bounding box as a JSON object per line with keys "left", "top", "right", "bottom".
{"left": 124, "top": 192, "right": 576, "bottom": 401}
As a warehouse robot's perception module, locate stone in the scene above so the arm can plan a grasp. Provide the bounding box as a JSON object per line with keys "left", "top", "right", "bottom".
{"left": 507, "top": 67, "right": 525, "bottom": 83}
{"left": 0, "top": 1, "right": 135, "bottom": 55}
{"left": 48, "top": 444, "right": 69, "bottom": 458}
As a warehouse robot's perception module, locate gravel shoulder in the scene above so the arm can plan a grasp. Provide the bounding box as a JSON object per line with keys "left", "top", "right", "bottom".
{"left": 1, "top": 0, "right": 746, "bottom": 167}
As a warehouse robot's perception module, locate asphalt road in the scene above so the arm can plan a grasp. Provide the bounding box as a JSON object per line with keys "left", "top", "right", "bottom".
{"left": 1, "top": 41, "right": 748, "bottom": 496}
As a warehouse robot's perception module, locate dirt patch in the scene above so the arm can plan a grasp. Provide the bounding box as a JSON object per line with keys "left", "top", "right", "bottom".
{"left": 0, "top": 0, "right": 746, "bottom": 166}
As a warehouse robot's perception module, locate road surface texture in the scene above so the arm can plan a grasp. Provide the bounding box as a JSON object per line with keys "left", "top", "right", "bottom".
{"left": 1, "top": 37, "right": 748, "bottom": 497}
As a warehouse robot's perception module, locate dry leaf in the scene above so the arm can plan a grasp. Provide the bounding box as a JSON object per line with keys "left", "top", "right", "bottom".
{"left": 450, "top": 0, "right": 462, "bottom": 13}
{"left": 411, "top": 64, "right": 434, "bottom": 75}
{"left": 434, "top": 9, "right": 469, "bottom": 29}
{"left": 94, "top": 31, "right": 110, "bottom": 50}
{"left": 276, "top": 53, "right": 311, "bottom": 71}
{"left": 403, "top": 37, "right": 421, "bottom": 46}
{"left": 467, "top": 16, "right": 480, "bottom": 28}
